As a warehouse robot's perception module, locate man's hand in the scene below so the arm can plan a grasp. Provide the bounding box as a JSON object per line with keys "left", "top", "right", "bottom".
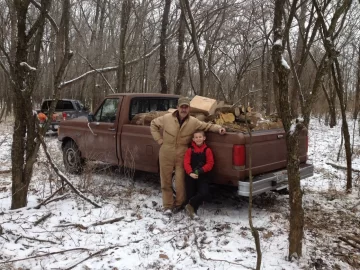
{"left": 218, "top": 127, "right": 226, "bottom": 135}
{"left": 190, "top": 173, "right": 198, "bottom": 179}
{"left": 157, "top": 138, "right": 163, "bottom": 145}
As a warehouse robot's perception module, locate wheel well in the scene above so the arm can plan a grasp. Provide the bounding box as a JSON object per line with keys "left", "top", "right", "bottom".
{"left": 61, "top": 137, "right": 75, "bottom": 150}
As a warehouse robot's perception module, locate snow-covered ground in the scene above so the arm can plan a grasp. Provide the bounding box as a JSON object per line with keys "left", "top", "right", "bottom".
{"left": 0, "top": 118, "right": 359, "bottom": 270}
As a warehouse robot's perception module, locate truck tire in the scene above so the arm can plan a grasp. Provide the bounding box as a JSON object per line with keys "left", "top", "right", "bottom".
{"left": 63, "top": 140, "right": 84, "bottom": 174}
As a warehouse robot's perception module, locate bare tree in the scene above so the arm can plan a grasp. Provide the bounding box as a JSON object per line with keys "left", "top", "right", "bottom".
{"left": 272, "top": 0, "right": 306, "bottom": 258}
{"left": 313, "top": 0, "right": 353, "bottom": 191}
{"left": 0, "top": 0, "right": 73, "bottom": 209}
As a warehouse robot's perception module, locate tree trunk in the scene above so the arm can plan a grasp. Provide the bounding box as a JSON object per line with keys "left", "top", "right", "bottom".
{"left": 272, "top": 0, "right": 304, "bottom": 258}
{"left": 117, "top": 0, "right": 131, "bottom": 93}
{"left": 182, "top": 0, "right": 205, "bottom": 96}
{"left": 175, "top": 7, "right": 186, "bottom": 95}
{"left": 354, "top": 46, "right": 360, "bottom": 137}
{"left": 159, "top": 0, "right": 171, "bottom": 94}
{"left": 11, "top": 1, "right": 38, "bottom": 209}
{"left": 10, "top": 0, "right": 72, "bottom": 209}
{"left": 332, "top": 61, "right": 352, "bottom": 191}
{"left": 289, "top": 0, "right": 307, "bottom": 118}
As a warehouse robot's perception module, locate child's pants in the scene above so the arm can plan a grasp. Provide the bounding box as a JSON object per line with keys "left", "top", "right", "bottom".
{"left": 185, "top": 175, "right": 211, "bottom": 213}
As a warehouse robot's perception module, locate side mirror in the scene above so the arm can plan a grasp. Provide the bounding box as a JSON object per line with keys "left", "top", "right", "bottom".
{"left": 88, "top": 113, "right": 94, "bottom": 122}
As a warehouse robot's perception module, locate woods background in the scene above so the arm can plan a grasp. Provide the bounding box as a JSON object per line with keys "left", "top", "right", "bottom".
{"left": 1, "top": 0, "right": 359, "bottom": 121}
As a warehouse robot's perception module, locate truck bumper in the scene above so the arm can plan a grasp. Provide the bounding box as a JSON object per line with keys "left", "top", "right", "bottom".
{"left": 238, "top": 163, "right": 314, "bottom": 196}
{"left": 39, "top": 122, "right": 60, "bottom": 131}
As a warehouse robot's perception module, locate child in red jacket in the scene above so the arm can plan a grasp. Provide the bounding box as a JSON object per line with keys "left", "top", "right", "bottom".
{"left": 183, "top": 130, "right": 214, "bottom": 219}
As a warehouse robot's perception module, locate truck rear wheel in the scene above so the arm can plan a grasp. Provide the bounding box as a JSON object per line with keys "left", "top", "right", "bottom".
{"left": 63, "top": 140, "right": 84, "bottom": 174}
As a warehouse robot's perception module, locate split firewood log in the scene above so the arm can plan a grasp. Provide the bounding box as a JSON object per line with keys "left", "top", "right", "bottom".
{"left": 205, "top": 114, "right": 218, "bottom": 123}
{"left": 266, "top": 113, "right": 280, "bottom": 122}
{"left": 236, "top": 115, "right": 251, "bottom": 124}
{"left": 215, "top": 106, "right": 243, "bottom": 117}
{"left": 253, "top": 121, "right": 270, "bottom": 131}
{"left": 191, "top": 113, "right": 206, "bottom": 121}
{"left": 268, "top": 121, "right": 283, "bottom": 129}
{"left": 240, "top": 105, "right": 253, "bottom": 113}
{"left": 215, "top": 113, "right": 235, "bottom": 125}
{"left": 216, "top": 101, "right": 225, "bottom": 108}
{"left": 222, "top": 122, "right": 256, "bottom": 132}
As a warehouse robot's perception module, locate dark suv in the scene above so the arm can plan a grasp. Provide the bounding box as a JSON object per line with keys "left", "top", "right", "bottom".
{"left": 37, "top": 99, "right": 88, "bottom": 131}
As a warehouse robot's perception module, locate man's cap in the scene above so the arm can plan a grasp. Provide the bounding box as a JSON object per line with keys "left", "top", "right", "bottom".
{"left": 178, "top": 97, "right": 190, "bottom": 107}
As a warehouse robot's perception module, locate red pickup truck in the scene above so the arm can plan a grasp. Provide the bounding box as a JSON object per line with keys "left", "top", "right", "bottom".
{"left": 57, "top": 93, "right": 313, "bottom": 196}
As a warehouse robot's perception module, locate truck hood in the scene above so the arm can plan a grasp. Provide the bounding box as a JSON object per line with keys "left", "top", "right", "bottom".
{"left": 60, "top": 116, "right": 88, "bottom": 126}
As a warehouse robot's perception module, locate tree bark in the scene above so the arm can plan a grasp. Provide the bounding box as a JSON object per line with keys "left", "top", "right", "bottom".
{"left": 159, "top": 0, "right": 171, "bottom": 94}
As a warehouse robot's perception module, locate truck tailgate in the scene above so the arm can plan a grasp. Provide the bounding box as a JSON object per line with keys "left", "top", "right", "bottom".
{"left": 206, "top": 128, "right": 308, "bottom": 185}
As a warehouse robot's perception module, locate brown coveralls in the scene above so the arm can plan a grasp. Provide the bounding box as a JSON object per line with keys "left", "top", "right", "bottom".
{"left": 150, "top": 110, "right": 221, "bottom": 209}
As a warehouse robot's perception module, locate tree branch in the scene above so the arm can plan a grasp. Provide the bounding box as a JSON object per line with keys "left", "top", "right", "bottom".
{"left": 38, "top": 134, "right": 102, "bottom": 208}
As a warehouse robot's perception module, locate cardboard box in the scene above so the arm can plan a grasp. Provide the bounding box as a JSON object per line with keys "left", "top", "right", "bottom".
{"left": 190, "top": 95, "right": 217, "bottom": 116}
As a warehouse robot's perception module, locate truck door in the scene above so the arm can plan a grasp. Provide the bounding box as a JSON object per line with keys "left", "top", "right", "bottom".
{"left": 85, "top": 97, "right": 122, "bottom": 165}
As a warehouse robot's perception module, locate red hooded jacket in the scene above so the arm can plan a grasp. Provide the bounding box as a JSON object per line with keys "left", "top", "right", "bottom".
{"left": 183, "top": 141, "right": 214, "bottom": 175}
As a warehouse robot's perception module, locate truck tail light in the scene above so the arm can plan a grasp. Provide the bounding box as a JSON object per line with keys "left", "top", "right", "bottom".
{"left": 62, "top": 112, "right": 67, "bottom": 121}
{"left": 233, "top": 145, "right": 245, "bottom": 168}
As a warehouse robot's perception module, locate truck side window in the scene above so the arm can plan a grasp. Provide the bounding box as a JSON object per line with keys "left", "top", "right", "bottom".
{"left": 94, "top": 98, "right": 119, "bottom": 123}
{"left": 62, "top": 101, "right": 74, "bottom": 110}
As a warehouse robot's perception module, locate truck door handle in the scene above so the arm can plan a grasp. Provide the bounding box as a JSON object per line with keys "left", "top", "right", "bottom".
{"left": 277, "top": 135, "right": 284, "bottom": 139}
{"left": 108, "top": 127, "right": 115, "bottom": 131}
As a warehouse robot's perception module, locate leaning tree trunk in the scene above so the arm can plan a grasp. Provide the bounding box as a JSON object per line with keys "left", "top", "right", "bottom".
{"left": 272, "top": 0, "right": 304, "bottom": 258}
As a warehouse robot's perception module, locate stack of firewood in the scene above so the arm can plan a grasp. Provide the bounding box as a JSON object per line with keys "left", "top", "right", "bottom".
{"left": 130, "top": 95, "right": 283, "bottom": 132}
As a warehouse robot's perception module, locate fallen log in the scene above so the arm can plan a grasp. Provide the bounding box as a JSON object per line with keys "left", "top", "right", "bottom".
{"left": 0, "top": 247, "right": 89, "bottom": 264}
{"left": 339, "top": 236, "right": 360, "bottom": 249}
{"left": 34, "top": 213, "right": 52, "bottom": 226}
{"left": 55, "top": 216, "right": 125, "bottom": 230}
{"left": 326, "top": 162, "right": 360, "bottom": 173}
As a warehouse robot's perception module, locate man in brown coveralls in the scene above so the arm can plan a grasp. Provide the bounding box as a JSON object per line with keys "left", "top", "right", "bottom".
{"left": 150, "top": 97, "right": 226, "bottom": 216}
